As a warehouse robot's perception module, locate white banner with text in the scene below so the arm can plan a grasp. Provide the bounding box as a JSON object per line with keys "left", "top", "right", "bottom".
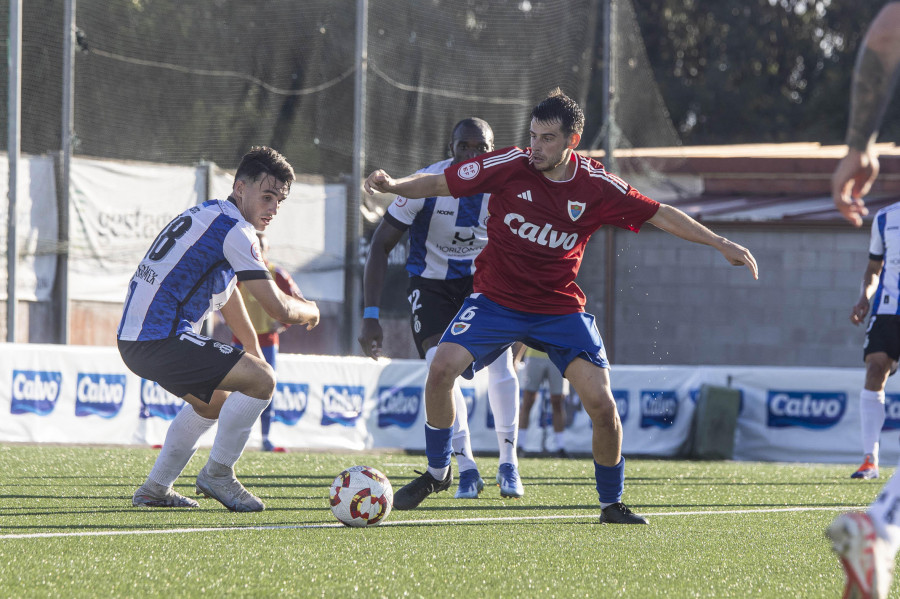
{"left": 1, "top": 344, "right": 898, "bottom": 465}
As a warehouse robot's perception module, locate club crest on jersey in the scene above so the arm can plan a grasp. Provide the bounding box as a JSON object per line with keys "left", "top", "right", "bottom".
{"left": 450, "top": 322, "right": 470, "bottom": 335}
{"left": 250, "top": 241, "right": 262, "bottom": 262}
{"left": 458, "top": 162, "right": 480, "bottom": 180}
{"left": 567, "top": 200, "right": 586, "bottom": 221}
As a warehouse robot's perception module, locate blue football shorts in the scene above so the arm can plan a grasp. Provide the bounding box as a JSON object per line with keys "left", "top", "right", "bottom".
{"left": 438, "top": 293, "right": 609, "bottom": 380}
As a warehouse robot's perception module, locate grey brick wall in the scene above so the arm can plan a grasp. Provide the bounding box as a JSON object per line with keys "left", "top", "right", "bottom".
{"left": 579, "top": 223, "right": 872, "bottom": 367}
{"left": 366, "top": 223, "right": 875, "bottom": 368}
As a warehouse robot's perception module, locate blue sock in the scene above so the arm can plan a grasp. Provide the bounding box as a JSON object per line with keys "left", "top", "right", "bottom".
{"left": 424, "top": 423, "right": 453, "bottom": 469}
{"left": 594, "top": 457, "right": 625, "bottom": 504}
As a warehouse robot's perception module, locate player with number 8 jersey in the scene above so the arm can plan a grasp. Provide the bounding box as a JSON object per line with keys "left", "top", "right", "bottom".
{"left": 117, "top": 199, "right": 269, "bottom": 342}
{"left": 117, "top": 146, "right": 319, "bottom": 514}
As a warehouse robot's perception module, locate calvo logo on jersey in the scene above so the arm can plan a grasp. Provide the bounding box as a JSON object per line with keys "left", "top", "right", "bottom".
{"left": 272, "top": 381, "right": 309, "bottom": 426}
{"left": 376, "top": 386, "right": 422, "bottom": 429}
{"left": 639, "top": 390, "right": 678, "bottom": 429}
{"left": 139, "top": 379, "right": 182, "bottom": 420}
{"left": 767, "top": 390, "right": 846, "bottom": 429}
{"left": 11, "top": 370, "right": 62, "bottom": 416}
{"left": 567, "top": 200, "right": 586, "bottom": 222}
{"left": 504, "top": 213, "right": 579, "bottom": 250}
{"left": 75, "top": 373, "right": 126, "bottom": 419}
{"left": 321, "top": 385, "right": 365, "bottom": 427}
{"left": 613, "top": 389, "right": 629, "bottom": 423}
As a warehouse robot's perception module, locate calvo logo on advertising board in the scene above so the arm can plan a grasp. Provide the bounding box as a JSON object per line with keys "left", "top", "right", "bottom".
{"left": 376, "top": 386, "right": 422, "bottom": 429}
{"left": 272, "top": 382, "right": 309, "bottom": 426}
{"left": 11, "top": 370, "right": 62, "bottom": 416}
{"left": 613, "top": 389, "right": 629, "bottom": 423}
{"left": 75, "top": 373, "right": 127, "bottom": 418}
{"left": 640, "top": 390, "right": 678, "bottom": 429}
{"left": 321, "top": 385, "right": 364, "bottom": 427}
{"left": 766, "top": 390, "right": 846, "bottom": 429}
{"left": 139, "top": 379, "right": 181, "bottom": 420}
{"left": 879, "top": 393, "right": 900, "bottom": 431}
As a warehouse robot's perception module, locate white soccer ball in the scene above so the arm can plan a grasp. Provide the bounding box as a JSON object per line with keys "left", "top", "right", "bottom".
{"left": 329, "top": 465, "right": 393, "bottom": 527}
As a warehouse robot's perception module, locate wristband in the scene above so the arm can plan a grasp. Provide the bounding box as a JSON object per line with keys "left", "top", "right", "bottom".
{"left": 363, "top": 306, "right": 380, "bottom": 320}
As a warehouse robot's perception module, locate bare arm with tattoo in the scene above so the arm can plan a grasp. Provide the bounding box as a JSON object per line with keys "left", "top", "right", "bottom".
{"left": 832, "top": 3, "right": 900, "bottom": 227}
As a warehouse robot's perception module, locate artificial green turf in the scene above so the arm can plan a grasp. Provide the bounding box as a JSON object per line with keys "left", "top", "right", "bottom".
{"left": 0, "top": 444, "right": 884, "bottom": 598}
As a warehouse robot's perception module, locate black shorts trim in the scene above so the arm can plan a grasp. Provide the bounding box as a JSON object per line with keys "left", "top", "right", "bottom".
{"left": 407, "top": 276, "right": 474, "bottom": 358}
{"left": 236, "top": 269, "right": 272, "bottom": 282}
{"left": 118, "top": 333, "right": 244, "bottom": 403}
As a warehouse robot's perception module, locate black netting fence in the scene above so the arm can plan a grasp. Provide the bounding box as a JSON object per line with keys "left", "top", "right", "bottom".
{"left": 2, "top": 0, "right": 604, "bottom": 179}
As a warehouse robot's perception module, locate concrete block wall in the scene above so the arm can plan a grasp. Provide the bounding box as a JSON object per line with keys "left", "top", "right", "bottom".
{"left": 578, "top": 224, "right": 872, "bottom": 367}
{"left": 0, "top": 223, "right": 877, "bottom": 370}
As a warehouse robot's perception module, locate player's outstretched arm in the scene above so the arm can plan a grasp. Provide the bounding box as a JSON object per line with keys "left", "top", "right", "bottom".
{"left": 242, "top": 278, "right": 320, "bottom": 330}
{"left": 358, "top": 220, "right": 405, "bottom": 360}
{"left": 832, "top": 3, "right": 900, "bottom": 226}
{"left": 648, "top": 204, "right": 759, "bottom": 280}
{"left": 832, "top": 149, "right": 876, "bottom": 227}
{"left": 364, "top": 170, "right": 451, "bottom": 199}
{"left": 219, "top": 291, "right": 264, "bottom": 360}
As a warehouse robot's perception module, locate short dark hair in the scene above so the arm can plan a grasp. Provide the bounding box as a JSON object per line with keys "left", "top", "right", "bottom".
{"left": 234, "top": 146, "right": 295, "bottom": 190}
{"left": 530, "top": 88, "right": 584, "bottom": 137}
{"left": 451, "top": 117, "right": 493, "bottom": 141}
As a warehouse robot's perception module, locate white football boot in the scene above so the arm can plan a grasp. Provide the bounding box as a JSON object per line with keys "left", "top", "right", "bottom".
{"left": 132, "top": 480, "right": 199, "bottom": 508}
{"left": 195, "top": 464, "right": 265, "bottom": 512}
{"left": 827, "top": 512, "right": 894, "bottom": 599}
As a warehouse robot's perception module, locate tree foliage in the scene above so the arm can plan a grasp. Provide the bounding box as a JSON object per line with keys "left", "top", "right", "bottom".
{"left": 620, "top": 0, "right": 899, "bottom": 146}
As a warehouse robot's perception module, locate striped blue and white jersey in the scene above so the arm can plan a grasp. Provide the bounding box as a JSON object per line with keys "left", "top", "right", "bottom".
{"left": 117, "top": 199, "right": 271, "bottom": 341}
{"left": 870, "top": 202, "right": 900, "bottom": 315}
{"left": 384, "top": 158, "right": 489, "bottom": 280}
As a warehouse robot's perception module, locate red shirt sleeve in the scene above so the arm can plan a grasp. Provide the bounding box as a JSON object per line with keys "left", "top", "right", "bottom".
{"left": 605, "top": 187, "right": 660, "bottom": 232}
{"left": 444, "top": 146, "right": 525, "bottom": 198}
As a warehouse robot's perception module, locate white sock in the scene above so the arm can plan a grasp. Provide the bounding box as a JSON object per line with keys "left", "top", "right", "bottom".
{"left": 519, "top": 428, "right": 530, "bottom": 453}
{"left": 207, "top": 392, "right": 270, "bottom": 469}
{"left": 868, "top": 471, "right": 900, "bottom": 554}
{"left": 427, "top": 465, "right": 450, "bottom": 481}
{"left": 555, "top": 431, "right": 566, "bottom": 452}
{"left": 487, "top": 349, "right": 520, "bottom": 466}
{"left": 147, "top": 404, "right": 216, "bottom": 487}
{"left": 860, "top": 389, "right": 886, "bottom": 462}
{"left": 497, "top": 429, "right": 518, "bottom": 466}
{"left": 451, "top": 382, "right": 478, "bottom": 473}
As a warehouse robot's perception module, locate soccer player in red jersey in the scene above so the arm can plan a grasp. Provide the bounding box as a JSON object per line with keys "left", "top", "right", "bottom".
{"left": 365, "top": 89, "right": 758, "bottom": 523}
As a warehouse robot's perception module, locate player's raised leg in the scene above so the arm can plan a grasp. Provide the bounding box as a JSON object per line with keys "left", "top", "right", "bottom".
{"left": 565, "top": 358, "right": 647, "bottom": 524}
{"left": 392, "top": 342, "right": 473, "bottom": 510}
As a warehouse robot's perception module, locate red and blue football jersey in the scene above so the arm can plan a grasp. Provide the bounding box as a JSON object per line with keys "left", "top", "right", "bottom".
{"left": 445, "top": 146, "right": 659, "bottom": 314}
